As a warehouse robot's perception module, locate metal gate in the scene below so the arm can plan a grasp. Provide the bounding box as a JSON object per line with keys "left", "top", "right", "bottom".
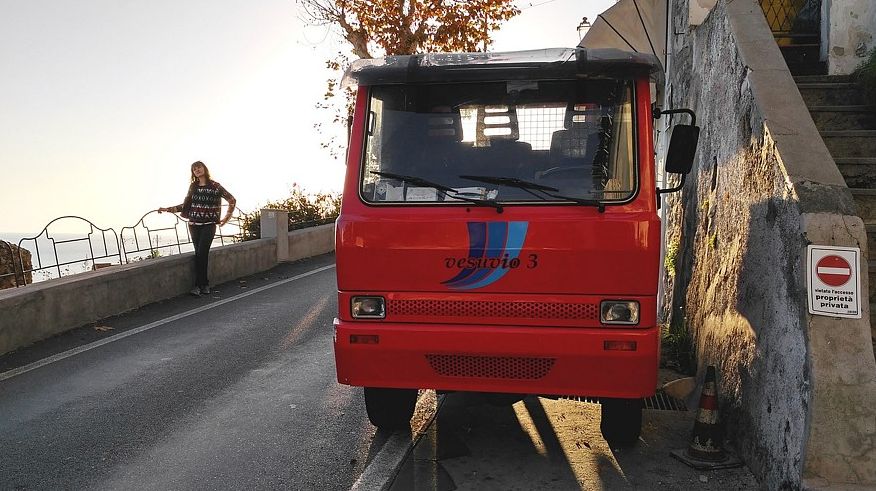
{"left": 759, "top": 0, "right": 821, "bottom": 35}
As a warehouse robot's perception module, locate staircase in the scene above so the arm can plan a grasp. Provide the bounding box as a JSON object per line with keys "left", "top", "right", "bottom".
{"left": 778, "top": 34, "right": 825, "bottom": 76}
{"left": 782, "top": 42, "right": 876, "bottom": 358}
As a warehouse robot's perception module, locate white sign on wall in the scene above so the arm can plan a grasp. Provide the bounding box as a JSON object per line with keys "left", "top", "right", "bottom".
{"left": 807, "top": 245, "right": 861, "bottom": 318}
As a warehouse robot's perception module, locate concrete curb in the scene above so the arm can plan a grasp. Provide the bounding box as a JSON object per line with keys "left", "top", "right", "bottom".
{"left": 351, "top": 394, "right": 443, "bottom": 491}
{"left": 350, "top": 432, "right": 416, "bottom": 491}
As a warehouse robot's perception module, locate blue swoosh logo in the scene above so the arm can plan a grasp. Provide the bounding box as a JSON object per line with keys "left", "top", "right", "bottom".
{"left": 443, "top": 221, "right": 528, "bottom": 290}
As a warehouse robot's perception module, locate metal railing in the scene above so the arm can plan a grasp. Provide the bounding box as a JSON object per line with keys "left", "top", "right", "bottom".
{"left": 215, "top": 210, "right": 253, "bottom": 244}
{"left": 119, "top": 208, "right": 249, "bottom": 263}
{"left": 0, "top": 206, "right": 340, "bottom": 288}
{"left": 759, "top": 0, "right": 821, "bottom": 35}
{"left": 16, "top": 216, "right": 122, "bottom": 281}
{"left": 120, "top": 210, "right": 193, "bottom": 263}
{"left": 1, "top": 208, "right": 250, "bottom": 287}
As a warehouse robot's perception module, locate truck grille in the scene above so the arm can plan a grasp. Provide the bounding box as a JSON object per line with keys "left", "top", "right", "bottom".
{"left": 389, "top": 299, "right": 598, "bottom": 321}
{"left": 426, "top": 354, "right": 555, "bottom": 379}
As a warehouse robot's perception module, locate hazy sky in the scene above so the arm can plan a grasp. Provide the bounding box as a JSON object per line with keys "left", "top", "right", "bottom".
{"left": 1, "top": 0, "right": 615, "bottom": 233}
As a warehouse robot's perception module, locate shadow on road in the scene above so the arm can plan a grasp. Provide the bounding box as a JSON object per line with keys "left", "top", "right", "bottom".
{"left": 389, "top": 393, "right": 758, "bottom": 490}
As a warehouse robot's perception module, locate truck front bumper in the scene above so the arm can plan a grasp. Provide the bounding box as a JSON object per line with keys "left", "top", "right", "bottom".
{"left": 334, "top": 319, "right": 659, "bottom": 398}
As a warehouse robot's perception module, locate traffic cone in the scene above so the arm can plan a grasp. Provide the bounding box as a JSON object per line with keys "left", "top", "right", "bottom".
{"left": 671, "top": 365, "right": 742, "bottom": 470}
{"left": 686, "top": 365, "right": 726, "bottom": 461}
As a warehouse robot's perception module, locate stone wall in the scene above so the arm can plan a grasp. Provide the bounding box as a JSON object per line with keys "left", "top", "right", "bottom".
{"left": 0, "top": 240, "right": 32, "bottom": 290}
{"left": 0, "top": 239, "right": 278, "bottom": 356}
{"left": 664, "top": 0, "right": 876, "bottom": 487}
{"left": 825, "top": 0, "right": 876, "bottom": 75}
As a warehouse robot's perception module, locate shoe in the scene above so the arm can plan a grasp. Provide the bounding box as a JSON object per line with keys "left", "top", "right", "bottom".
{"left": 200, "top": 286, "right": 211, "bottom": 295}
{"left": 189, "top": 288, "right": 201, "bottom": 296}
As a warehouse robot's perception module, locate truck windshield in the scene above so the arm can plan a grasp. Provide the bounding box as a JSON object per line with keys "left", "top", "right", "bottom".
{"left": 360, "top": 79, "right": 636, "bottom": 204}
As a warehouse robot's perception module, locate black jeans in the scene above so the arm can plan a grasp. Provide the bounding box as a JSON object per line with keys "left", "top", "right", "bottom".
{"left": 189, "top": 224, "right": 216, "bottom": 288}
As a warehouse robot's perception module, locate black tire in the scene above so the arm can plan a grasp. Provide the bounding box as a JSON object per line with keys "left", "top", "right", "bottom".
{"left": 600, "top": 397, "right": 643, "bottom": 447}
{"left": 363, "top": 387, "right": 418, "bottom": 430}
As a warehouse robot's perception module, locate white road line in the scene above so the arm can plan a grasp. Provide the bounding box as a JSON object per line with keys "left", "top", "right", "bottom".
{"left": 0, "top": 264, "right": 336, "bottom": 382}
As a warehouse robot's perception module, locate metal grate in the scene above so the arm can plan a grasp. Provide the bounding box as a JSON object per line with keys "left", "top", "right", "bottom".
{"left": 426, "top": 354, "right": 555, "bottom": 379}
{"left": 517, "top": 106, "right": 566, "bottom": 150}
{"left": 758, "top": 0, "right": 821, "bottom": 35}
{"left": 388, "top": 299, "right": 599, "bottom": 320}
{"left": 644, "top": 390, "right": 688, "bottom": 411}
{"left": 562, "top": 389, "right": 688, "bottom": 411}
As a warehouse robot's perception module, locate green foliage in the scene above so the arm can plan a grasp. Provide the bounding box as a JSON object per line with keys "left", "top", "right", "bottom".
{"left": 661, "top": 316, "right": 696, "bottom": 375}
{"left": 242, "top": 185, "right": 341, "bottom": 240}
{"left": 664, "top": 237, "right": 680, "bottom": 277}
{"left": 853, "top": 48, "right": 876, "bottom": 107}
{"left": 148, "top": 249, "right": 162, "bottom": 259}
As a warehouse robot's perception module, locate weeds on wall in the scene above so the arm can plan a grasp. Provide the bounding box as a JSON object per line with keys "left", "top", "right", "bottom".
{"left": 664, "top": 237, "right": 680, "bottom": 277}
{"left": 661, "top": 315, "right": 696, "bottom": 375}
{"left": 852, "top": 48, "right": 876, "bottom": 107}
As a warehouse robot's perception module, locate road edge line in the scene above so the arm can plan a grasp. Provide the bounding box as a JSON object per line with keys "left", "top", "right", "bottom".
{"left": 0, "top": 264, "right": 335, "bottom": 382}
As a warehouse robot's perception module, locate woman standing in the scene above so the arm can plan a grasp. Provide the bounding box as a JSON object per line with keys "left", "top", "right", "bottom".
{"left": 159, "top": 161, "right": 236, "bottom": 296}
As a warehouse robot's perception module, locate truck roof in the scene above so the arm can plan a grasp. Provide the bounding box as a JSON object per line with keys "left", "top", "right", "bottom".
{"left": 341, "top": 48, "right": 662, "bottom": 88}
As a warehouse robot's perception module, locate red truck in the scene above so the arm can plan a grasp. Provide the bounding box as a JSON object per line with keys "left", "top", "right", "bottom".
{"left": 333, "top": 48, "right": 698, "bottom": 445}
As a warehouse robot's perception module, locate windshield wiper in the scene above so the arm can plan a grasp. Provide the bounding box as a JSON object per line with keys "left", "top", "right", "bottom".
{"left": 371, "top": 171, "right": 503, "bottom": 212}
{"left": 460, "top": 174, "right": 558, "bottom": 200}
{"left": 459, "top": 173, "right": 606, "bottom": 212}
{"left": 372, "top": 171, "right": 455, "bottom": 192}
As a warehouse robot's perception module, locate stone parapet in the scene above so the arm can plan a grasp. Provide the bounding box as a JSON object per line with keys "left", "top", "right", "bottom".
{"left": 0, "top": 223, "right": 336, "bottom": 357}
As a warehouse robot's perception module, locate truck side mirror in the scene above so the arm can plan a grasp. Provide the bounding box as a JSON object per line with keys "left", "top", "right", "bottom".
{"left": 665, "top": 124, "right": 699, "bottom": 175}
{"left": 655, "top": 107, "right": 700, "bottom": 195}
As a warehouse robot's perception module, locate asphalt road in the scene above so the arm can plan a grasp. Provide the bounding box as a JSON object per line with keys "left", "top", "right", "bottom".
{"left": 0, "top": 254, "right": 383, "bottom": 490}
{"left": 1, "top": 252, "right": 761, "bottom": 490}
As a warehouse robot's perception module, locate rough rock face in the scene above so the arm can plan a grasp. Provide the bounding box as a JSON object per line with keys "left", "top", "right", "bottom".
{"left": 664, "top": 1, "right": 876, "bottom": 488}
{"left": 663, "top": 1, "right": 809, "bottom": 487}
{"left": 0, "top": 240, "right": 32, "bottom": 289}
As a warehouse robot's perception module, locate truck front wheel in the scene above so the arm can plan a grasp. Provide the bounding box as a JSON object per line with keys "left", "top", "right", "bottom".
{"left": 363, "top": 387, "right": 418, "bottom": 430}
{"left": 600, "top": 397, "right": 643, "bottom": 446}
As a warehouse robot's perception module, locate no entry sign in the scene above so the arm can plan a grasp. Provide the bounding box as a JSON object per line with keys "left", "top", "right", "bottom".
{"left": 816, "top": 255, "right": 852, "bottom": 286}
{"left": 807, "top": 245, "right": 861, "bottom": 318}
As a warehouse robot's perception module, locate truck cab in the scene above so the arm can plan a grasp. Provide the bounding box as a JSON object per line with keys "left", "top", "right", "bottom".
{"left": 333, "top": 48, "right": 697, "bottom": 445}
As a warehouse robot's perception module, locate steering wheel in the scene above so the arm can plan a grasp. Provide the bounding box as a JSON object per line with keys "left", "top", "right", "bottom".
{"left": 536, "top": 165, "right": 590, "bottom": 179}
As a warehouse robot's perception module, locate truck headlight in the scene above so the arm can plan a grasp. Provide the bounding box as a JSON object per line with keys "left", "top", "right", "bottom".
{"left": 352, "top": 296, "right": 385, "bottom": 319}
{"left": 600, "top": 300, "right": 639, "bottom": 325}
